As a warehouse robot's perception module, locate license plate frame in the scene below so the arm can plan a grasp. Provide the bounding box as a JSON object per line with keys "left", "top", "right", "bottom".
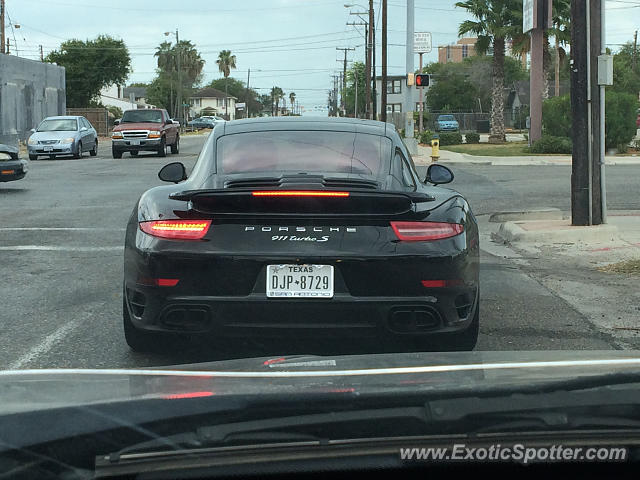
{"left": 266, "top": 264, "right": 334, "bottom": 298}
{"left": 43, "top": 146, "right": 54, "bottom": 152}
{"left": 129, "top": 139, "right": 140, "bottom": 146}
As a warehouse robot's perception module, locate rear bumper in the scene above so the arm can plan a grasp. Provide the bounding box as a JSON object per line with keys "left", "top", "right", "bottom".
{"left": 112, "top": 138, "right": 162, "bottom": 152}
{"left": 124, "top": 286, "right": 478, "bottom": 338}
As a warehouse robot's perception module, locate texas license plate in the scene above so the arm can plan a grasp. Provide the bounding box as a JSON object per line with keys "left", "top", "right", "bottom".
{"left": 266, "top": 265, "right": 334, "bottom": 298}
{"left": 130, "top": 140, "right": 140, "bottom": 146}
{"left": 44, "top": 146, "right": 53, "bottom": 152}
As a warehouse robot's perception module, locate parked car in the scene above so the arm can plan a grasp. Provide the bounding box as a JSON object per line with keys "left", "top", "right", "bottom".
{"left": 111, "top": 109, "right": 179, "bottom": 158}
{"left": 187, "top": 118, "right": 216, "bottom": 130}
{"left": 0, "top": 144, "right": 28, "bottom": 182}
{"left": 200, "top": 115, "right": 226, "bottom": 127}
{"left": 435, "top": 114, "right": 460, "bottom": 132}
{"left": 27, "top": 116, "right": 98, "bottom": 160}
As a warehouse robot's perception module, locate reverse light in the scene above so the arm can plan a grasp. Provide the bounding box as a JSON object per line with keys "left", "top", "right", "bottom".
{"left": 252, "top": 191, "right": 350, "bottom": 197}
{"left": 391, "top": 221, "right": 464, "bottom": 241}
{"left": 148, "top": 131, "right": 162, "bottom": 138}
{"left": 139, "top": 219, "right": 211, "bottom": 240}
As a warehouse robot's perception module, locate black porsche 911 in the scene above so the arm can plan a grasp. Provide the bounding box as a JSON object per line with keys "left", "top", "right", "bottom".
{"left": 123, "top": 117, "right": 480, "bottom": 352}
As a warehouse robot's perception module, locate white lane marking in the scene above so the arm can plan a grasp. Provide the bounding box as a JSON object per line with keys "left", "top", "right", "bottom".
{"left": 7, "top": 319, "right": 84, "bottom": 370}
{"left": 0, "top": 227, "right": 126, "bottom": 231}
{"left": 0, "top": 246, "right": 123, "bottom": 252}
{"left": 2, "top": 358, "right": 640, "bottom": 377}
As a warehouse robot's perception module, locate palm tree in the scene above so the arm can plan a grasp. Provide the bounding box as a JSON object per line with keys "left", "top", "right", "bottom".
{"left": 216, "top": 50, "right": 237, "bottom": 119}
{"left": 271, "top": 86, "right": 284, "bottom": 116}
{"left": 456, "top": 0, "right": 522, "bottom": 143}
{"left": 289, "top": 92, "right": 296, "bottom": 115}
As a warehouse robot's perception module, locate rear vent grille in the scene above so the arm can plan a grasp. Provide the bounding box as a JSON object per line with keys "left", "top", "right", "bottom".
{"left": 225, "top": 176, "right": 379, "bottom": 190}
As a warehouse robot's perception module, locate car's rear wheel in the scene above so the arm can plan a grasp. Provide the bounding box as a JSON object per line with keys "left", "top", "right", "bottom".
{"left": 130, "top": 151, "right": 138, "bottom": 157}
{"left": 112, "top": 147, "right": 122, "bottom": 159}
{"left": 90, "top": 140, "right": 98, "bottom": 156}
{"left": 29, "top": 154, "right": 37, "bottom": 160}
{"left": 157, "top": 137, "right": 166, "bottom": 157}
{"left": 48, "top": 155, "right": 56, "bottom": 160}
{"left": 73, "top": 142, "right": 82, "bottom": 159}
{"left": 170, "top": 136, "right": 179, "bottom": 154}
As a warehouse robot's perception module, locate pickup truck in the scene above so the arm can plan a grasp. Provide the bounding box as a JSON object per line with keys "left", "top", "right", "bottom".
{"left": 111, "top": 109, "right": 179, "bottom": 158}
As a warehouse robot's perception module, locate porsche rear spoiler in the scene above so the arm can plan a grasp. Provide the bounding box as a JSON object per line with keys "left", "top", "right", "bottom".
{"left": 169, "top": 189, "right": 435, "bottom": 216}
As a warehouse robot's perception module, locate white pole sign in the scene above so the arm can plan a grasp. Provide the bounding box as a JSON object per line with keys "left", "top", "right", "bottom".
{"left": 523, "top": 0, "right": 535, "bottom": 33}
{"left": 414, "top": 32, "right": 432, "bottom": 53}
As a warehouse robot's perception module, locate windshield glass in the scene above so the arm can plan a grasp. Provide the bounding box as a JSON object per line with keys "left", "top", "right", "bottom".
{"left": 217, "top": 131, "right": 390, "bottom": 176}
{"left": 121, "top": 110, "right": 163, "bottom": 123}
{"left": 37, "top": 119, "right": 77, "bottom": 131}
{"left": 438, "top": 115, "right": 455, "bottom": 121}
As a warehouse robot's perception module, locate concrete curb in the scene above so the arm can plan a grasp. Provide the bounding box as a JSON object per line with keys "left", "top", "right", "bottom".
{"left": 496, "top": 221, "right": 619, "bottom": 244}
{"left": 489, "top": 208, "right": 564, "bottom": 223}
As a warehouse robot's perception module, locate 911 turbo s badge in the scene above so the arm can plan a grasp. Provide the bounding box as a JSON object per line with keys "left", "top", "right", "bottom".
{"left": 244, "top": 226, "right": 357, "bottom": 243}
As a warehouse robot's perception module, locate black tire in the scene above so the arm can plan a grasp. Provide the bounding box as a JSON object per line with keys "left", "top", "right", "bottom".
{"left": 123, "top": 294, "right": 163, "bottom": 353}
{"left": 170, "top": 136, "right": 179, "bottom": 154}
{"left": 48, "top": 155, "right": 56, "bottom": 160}
{"left": 157, "top": 137, "right": 166, "bottom": 157}
{"left": 112, "top": 147, "right": 123, "bottom": 159}
{"left": 29, "top": 154, "right": 37, "bottom": 161}
{"left": 90, "top": 140, "right": 98, "bottom": 156}
{"left": 74, "top": 142, "right": 82, "bottom": 159}
{"left": 130, "top": 151, "right": 139, "bottom": 157}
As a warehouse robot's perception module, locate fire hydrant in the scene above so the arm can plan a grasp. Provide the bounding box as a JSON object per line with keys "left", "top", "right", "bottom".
{"left": 430, "top": 138, "right": 440, "bottom": 162}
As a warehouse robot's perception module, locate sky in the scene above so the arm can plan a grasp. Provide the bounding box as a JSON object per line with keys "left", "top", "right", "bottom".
{"left": 6, "top": 0, "right": 640, "bottom": 114}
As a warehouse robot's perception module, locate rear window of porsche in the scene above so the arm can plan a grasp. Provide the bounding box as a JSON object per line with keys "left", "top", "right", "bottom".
{"left": 216, "top": 131, "right": 392, "bottom": 177}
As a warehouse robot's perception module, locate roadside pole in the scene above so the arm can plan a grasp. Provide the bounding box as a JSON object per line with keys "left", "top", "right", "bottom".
{"left": 381, "top": 0, "right": 387, "bottom": 122}
{"left": 0, "top": 0, "right": 5, "bottom": 55}
{"left": 419, "top": 52, "right": 423, "bottom": 134}
{"left": 403, "top": 0, "right": 417, "bottom": 155}
{"left": 245, "top": 68, "right": 251, "bottom": 119}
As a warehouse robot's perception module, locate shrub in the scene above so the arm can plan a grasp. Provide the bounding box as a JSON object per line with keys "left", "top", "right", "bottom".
{"left": 605, "top": 91, "right": 638, "bottom": 150}
{"left": 542, "top": 95, "right": 572, "bottom": 138}
{"left": 438, "top": 132, "right": 463, "bottom": 146}
{"left": 530, "top": 135, "right": 573, "bottom": 154}
{"left": 465, "top": 132, "right": 480, "bottom": 144}
{"left": 399, "top": 128, "right": 405, "bottom": 138}
{"left": 419, "top": 130, "right": 433, "bottom": 144}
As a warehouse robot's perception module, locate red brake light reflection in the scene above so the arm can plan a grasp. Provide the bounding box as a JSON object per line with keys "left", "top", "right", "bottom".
{"left": 163, "top": 391, "right": 215, "bottom": 400}
{"left": 139, "top": 220, "right": 211, "bottom": 240}
{"left": 391, "top": 221, "right": 464, "bottom": 241}
{"left": 252, "top": 191, "right": 349, "bottom": 197}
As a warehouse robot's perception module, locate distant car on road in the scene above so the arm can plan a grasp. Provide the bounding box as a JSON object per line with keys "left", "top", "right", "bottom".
{"left": 0, "top": 144, "right": 28, "bottom": 182}
{"left": 111, "top": 108, "right": 179, "bottom": 158}
{"left": 27, "top": 116, "right": 98, "bottom": 160}
{"left": 200, "top": 115, "right": 226, "bottom": 127}
{"left": 187, "top": 118, "right": 216, "bottom": 130}
{"left": 435, "top": 115, "right": 460, "bottom": 132}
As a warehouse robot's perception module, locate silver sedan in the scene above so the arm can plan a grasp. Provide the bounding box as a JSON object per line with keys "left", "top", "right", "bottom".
{"left": 27, "top": 116, "right": 98, "bottom": 160}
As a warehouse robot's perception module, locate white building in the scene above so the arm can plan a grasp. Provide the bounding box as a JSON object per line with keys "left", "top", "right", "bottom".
{"left": 99, "top": 84, "right": 156, "bottom": 112}
{"left": 374, "top": 75, "right": 428, "bottom": 116}
{"left": 189, "top": 87, "right": 237, "bottom": 120}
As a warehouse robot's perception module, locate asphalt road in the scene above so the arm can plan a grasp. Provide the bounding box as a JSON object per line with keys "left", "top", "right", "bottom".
{"left": 1, "top": 134, "right": 636, "bottom": 369}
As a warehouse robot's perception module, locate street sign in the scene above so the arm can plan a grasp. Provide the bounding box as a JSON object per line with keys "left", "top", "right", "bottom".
{"left": 414, "top": 32, "right": 432, "bottom": 54}
{"left": 236, "top": 102, "right": 246, "bottom": 110}
{"left": 523, "top": 0, "right": 535, "bottom": 33}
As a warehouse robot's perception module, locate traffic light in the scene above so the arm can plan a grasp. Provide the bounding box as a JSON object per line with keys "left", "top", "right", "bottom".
{"left": 415, "top": 74, "right": 430, "bottom": 87}
{"left": 416, "top": 73, "right": 429, "bottom": 87}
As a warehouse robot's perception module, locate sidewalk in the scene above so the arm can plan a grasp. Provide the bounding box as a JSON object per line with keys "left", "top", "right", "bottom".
{"left": 412, "top": 144, "right": 640, "bottom": 166}
{"left": 482, "top": 209, "right": 640, "bottom": 347}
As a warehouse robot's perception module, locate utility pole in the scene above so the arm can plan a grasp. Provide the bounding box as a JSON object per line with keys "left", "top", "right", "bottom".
{"left": 381, "top": 0, "right": 387, "bottom": 122}
{"left": 40, "top": 45, "right": 44, "bottom": 61}
{"left": 336, "top": 47, "right": 354, "bottom": 117}
{"left": 633, "top": 30, "right": 638, "bottom": 72}
{"left": 419, "top": 52, "right": 423, "bottom": 133}
{"left": 369, "top": 0, "right": 375, "bottom": 119}
{"left": 245, "top": 68, "right": 251, "bottom": 118}
{"left": 570, "top": 0, "right": 607, "bottom": 225}
{"left": 403, "top": 0, "right": 417, "bottom": 154}
{"left": 176, "top": 29, "right": 182, "bottom": 127}
{"left": 354, "top": 69, "right": 358, "bottom": 118}
{"left": 0, "top": 0, "right": 5, "bottom": 55}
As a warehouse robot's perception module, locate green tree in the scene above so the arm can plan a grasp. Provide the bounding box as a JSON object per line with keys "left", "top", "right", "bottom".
{"left": 611, "top": 40, "right": 640, "bottom": 96}
{"left": 216, "top": 50, "right": 237, "bottom": 119}
{"left": 289, "top": 92, "right": 296, "bottom": 115}
{"left": 271, "top": 86, "right": 285, "bottom": 116}
{"left": 345, "top": 62, "right": 366, "bottom": 117}
{"left": 148, "top": 40, "right": 204, "bottom": 116}
{"left": 426, "top": 69, "right": 478, "bottom": 112}
{"left": 456, "top": 0, "right": 522, "bottom": 143}
{"left": 45, "top": 35, "right": 131, "bottom": 107}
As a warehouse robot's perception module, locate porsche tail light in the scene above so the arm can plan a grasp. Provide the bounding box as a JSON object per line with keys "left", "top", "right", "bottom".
{"left": 421, "top": 279, "right": 464, "bottom": 288}
{"left": 139, "top": 220, "right": 211, "bottom": 240}
{"left": 252, "top": 191, "right": 350, "bottom": 197}
{"left": 391, "top": 221, "right": 464, "bottom": 241}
